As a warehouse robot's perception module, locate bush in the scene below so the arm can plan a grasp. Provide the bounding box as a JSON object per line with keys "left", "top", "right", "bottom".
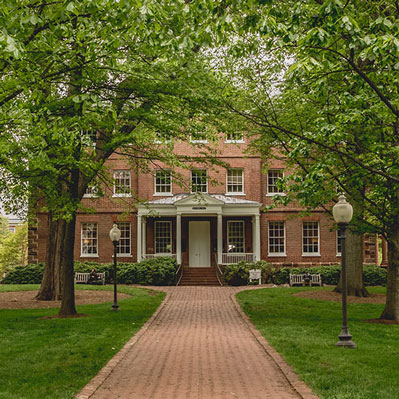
{"left": 1, "top": 263, "right": 44, "bottom": 284}
{"left": 1, "top": 257, "right": 178, "bottom": 286}
{"left": 223, "top": 260, "right": 272, "bottom": 286}
{"left": 363, "top": 265, "right": 387, "bottom": 286}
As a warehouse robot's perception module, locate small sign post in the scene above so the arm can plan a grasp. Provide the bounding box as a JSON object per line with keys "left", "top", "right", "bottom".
{"left": 249, "top": 269, "right": 262, "bottom": 285}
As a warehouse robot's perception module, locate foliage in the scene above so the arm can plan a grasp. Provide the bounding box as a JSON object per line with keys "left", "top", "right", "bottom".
{"left": 0, "top": 223, "right": 28, "bottom": 275}
{"left": 0, "top": 284, "right": 164, "bottom": 399}
{"left": 223, "top": 260, "right": 271, "bottom": 286}
{"left": 1, "top": 257, "right": 177, "bottom": 286}
{"left": 1, "top": 263, "right": 44, "bottom": 284}
{"left": 237, "top": 286, "right": 398, "bottom": 399}
{"left": 224, "top": 263, "right": 386, "bottom": 286}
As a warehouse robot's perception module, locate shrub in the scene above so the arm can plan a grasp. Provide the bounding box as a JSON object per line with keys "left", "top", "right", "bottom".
{"left": 1, "top": 257, "right": 177, "bottom": 286}
{"left": 272, "top": 265, "right": 341, "bottom": 285}
{"left": 1, "top": 263, "right": 44, "bottom": 284}
{"left": 363, "top": 265, "right": 387, "bottom": 286}
{"left": 223, "top": 260, "right": 272, "bottom": 286}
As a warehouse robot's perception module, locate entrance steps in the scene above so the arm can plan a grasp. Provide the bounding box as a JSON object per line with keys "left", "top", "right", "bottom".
{"left": 179, "top": 267, "right": 221, "bottom": 286}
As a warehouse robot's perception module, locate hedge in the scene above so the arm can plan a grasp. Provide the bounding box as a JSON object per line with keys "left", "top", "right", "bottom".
{"left": 223, "top": 263, "right": 387, "bottom": 286}
{"left": 1, "top": 257, "right": 178, "bottom": 286}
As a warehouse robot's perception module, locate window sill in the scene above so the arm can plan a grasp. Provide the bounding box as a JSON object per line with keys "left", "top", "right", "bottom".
{"left": 112, "top": 194, "right": 132, "bottom": 198}
{"left": 336, "top": 253, "right": 342, "bottom": 257}
{"left": 113, "top": 254, "right": 133, "bottom": 258}
{"left": 266, "top": 193, "right": 286, "bottom": 197}
{"left": 302, "top": 253, "right": 321, "bottom": 257}
{"left": 153, "top": 193, "right": 173, "bottom": 197}
{"left": 225, "top": 193, "right": 246, "bottom": 196}
{"left": 80, "top": 254, "right": 99, "bottom": 258}
{"left": 190, "top": 140, "right": 208, "bottom": 144}
{"left": 268, "top": 253, "right": 287, "bottom": 257}
{"left": 83, "top": 194, "right": 99, "bottom": 198}
{"left": 225, "top": 140, "right": 245, "bottom": 144}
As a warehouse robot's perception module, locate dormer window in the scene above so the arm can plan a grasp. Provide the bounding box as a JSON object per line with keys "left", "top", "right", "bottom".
{"left": 190, "top": 132, "right": 208, "bottom": 143}
{"left": 225, "top": 132, "right": 244, "bottom": 143}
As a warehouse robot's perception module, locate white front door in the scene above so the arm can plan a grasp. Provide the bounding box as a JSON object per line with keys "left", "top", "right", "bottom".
{"left": 189, "top": 221, "right": 210, "bottom": 267}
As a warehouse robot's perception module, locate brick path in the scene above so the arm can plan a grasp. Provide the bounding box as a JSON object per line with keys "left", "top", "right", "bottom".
{"left": 77, "top": 287, "right": 318, "bottom": 399}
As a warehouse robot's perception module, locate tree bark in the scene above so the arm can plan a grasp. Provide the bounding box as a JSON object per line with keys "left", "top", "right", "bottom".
{"left": 58, "top": 213, "right": 77, "bottom": 316}
{"left": 36, "top": 213, "right": 63, "bottom": 300}
{"left": 335, "top": 229, "right": 368, "bottom": 297}
{"left": 380, "top": 225, "right": 399, "bottom": 321}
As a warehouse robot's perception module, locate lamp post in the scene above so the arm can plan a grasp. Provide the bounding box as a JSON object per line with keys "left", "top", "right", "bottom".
{"left": 333, "top": 194, "right": 356, "bottom": 349}
{"left": 109, "top": 224, "right": 121, "bottom": 311}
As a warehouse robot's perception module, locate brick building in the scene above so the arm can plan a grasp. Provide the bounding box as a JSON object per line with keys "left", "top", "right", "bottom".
{"left": 30, "top": 133, "right": 382, "bottom": 270}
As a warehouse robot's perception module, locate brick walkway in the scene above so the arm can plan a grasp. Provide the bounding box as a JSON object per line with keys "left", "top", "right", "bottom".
{"left": 77, "top": 287, "right": 318, "bottom": 399}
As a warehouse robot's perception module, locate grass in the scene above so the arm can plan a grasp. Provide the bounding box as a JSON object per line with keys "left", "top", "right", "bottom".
{"left": 237, "top": 286, "right": 399, "bottom": 399}
{"left": 0, "top": 284, "right": 165, "bottom": 399}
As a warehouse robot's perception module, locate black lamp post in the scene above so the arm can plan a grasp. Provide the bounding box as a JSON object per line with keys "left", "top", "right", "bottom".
{"left": 333, "top": 194, "right": 356, "bottom": 349}
{"left": 109, "top": 223, "right": 121, "bottom": 311}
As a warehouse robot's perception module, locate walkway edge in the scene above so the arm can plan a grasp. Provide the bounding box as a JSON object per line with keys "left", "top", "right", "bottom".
{"left": 231, "top": 288, "right": 319, "bottom": 399}
{"left": 75, "top": 287, "right": 171, "bottom": 399}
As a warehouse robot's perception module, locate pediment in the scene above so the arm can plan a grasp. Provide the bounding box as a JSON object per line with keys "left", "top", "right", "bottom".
{"left": 175, "top": 193, "right": 224, "bottom": 206}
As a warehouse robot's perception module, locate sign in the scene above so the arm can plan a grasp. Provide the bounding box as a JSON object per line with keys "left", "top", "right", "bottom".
{"left": 249, "top": 269, "right": 262, "bottom": 285}
{"left": 192, "top": 206, "right": 206, "bottom": 210}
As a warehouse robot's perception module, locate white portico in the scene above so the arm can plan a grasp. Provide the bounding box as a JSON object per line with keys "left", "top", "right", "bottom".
{"left": 137, "top": 194, "right": 261, "bottom": 267}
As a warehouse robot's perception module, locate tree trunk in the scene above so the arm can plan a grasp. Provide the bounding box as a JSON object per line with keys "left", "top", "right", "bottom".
{"left": 58, "top": 214, "right": 77, "bottom": 316}
{"left": 335, "top": 229, "right": 368, "bottom": 297}
{"left": 380, "top": 225, "right": 399, "bottom": 321}
{"left": 36, "top": 213, "right": 63, "bottom": 300}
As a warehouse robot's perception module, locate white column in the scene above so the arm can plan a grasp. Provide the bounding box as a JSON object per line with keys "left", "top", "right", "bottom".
{"left": 176, "top": 214, "right": 182, "bottom": 265}
{"left": 217, "top": 214, "right": 223, "bottom": 265}
{"left": 254, "top": 214, "right": 261, "bottom": 261}
{"left": 137, "top": 214, "right": 142, "bottom": 262}
{"left": 142, "top": 218, "right": 146, "bottom": 258}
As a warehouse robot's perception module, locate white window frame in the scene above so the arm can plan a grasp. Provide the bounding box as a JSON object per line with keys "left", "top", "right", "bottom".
{"left": 81, "top": 223, "right": 98, "bottom": 257}
{"left": 266, "top": 169, "right": 285, "bottom": 196}
{"left": 225, "top": 132, "right": 244, "bottom": 143}
{"left": 190, "top": 132, "right": 208, "bottom": 144}
{"left": 336, "top": 229, "right": 344, "bottom": 256}
{"left": 83, "top": 184, "right": 99, "bottom": 198}
{"left": 113, "top": 170, "right": 131, "bottom": 197}
{"left": 154, "top": 169, "right": 172, "bottom": 196}
{"left": 116, "top": 222, "right": 131, "bottom": 257}
{"left": 191, "top": 169, "right": 208, "bottom": 193}
{"left": 155, "top": 132, "right": 171, "bottom": 144}
{"left": 155, "top": 221, "right": 172, "bottom": 254}
{"left": 227, "top": 220, "right": 245, "bottom": 253}
{"left": 268, "top": 221, "right": 286, "bottom": 257}
{"left": 302, "top": 221, "right": 320, "bottom": 256}
{"left": 226, "top": 169, "right": 244, "bottom": 195}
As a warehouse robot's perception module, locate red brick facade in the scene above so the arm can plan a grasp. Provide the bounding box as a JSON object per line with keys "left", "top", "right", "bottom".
{"left": 31, "top": 135, "right": 380, "bottom": 266}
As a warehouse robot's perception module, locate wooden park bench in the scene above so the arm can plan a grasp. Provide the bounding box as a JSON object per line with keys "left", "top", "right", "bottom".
{"left": 74, "top": 272, "right": 106, "bottom": 285}
{"left": 289, "top": 273, "right": 322, "bottom": 287}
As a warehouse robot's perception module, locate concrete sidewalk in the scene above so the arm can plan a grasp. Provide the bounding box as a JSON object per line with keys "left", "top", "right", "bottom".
{"left": 77, "top": 286, "right": 318, "bottom": 399}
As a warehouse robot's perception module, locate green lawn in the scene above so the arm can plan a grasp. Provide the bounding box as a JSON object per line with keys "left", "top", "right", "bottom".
{"left": 0, "top": 284, "right": 165, "bottom": 399}
{"left": 237, "top": 286, "right": 399, "bottom": 399}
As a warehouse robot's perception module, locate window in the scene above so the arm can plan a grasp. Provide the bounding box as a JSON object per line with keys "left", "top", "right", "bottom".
{"left": 82, "top": 129, "right": 97, "bottom": 147}
{"left": 155, "top": 132, "right": 170, "bottom": 143}
{"left": 113, "top": 170, "right": 131, "bottom": 197}
{"left": 227, "top": 221, "right": 245, "bottom": 253}
{"left": 267, "top": 169, "right": 284, "bottom": 195}
{"left": 81, "top": 223, "right": 98, "bottom": 256}
{"left": 337, "top": 229, "right": 344, "bottom": 256}
{"left": 83, "top": 184, "right": 99, "bottom": 198}
{"left": 190, "top": 132, "right": 208, "bottom": 143}
{"left": 225, "top": 132, "right": 244, "bottom": 143}
{"left": 226, "top": 169, "right": 244, "bottom": 194}
{"left": 117, "top": 222, "right": 131, "bottom": 256}
{"left": 268, "top": 222, "right": 286, "bottom": 256}
{"left": 191, "top": 169, "right": 207, "bottom": 193}
{"left": 155, "top": 221, "right": 172, "bottom": 253}
{"left": 302, "top": 221, "right": 320, "bottom": 255}
{"left": 155, "top": 170, "right": 172, "bottom": 195}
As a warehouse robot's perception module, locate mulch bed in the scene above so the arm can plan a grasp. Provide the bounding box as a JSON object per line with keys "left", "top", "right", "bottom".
{"left": 293, "top": 289, "right": 386, "bottom": 304}
{"left": 0, "top": 290, "right": 131, "bottom": 309}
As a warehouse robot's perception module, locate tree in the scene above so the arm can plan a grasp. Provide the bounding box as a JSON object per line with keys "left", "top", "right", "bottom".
{"left": 222, "top": 0, "right": 399, "bottom": 319}
{"left": 0, "top": 1, "right": 235, "bottom": 316}
{"left": 0, "top": 223, "right": 28, "bottom": 276}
